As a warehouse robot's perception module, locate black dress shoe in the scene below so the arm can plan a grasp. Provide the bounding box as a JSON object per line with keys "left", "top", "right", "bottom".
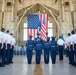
{"left": 10, "top": 62, "right": 13, "bottom": 64}
{"left": 6, "top": 63, "right": 10, "bottom": 65}
{"left": 0, "top": 64, "right": 5, "bottom": 67}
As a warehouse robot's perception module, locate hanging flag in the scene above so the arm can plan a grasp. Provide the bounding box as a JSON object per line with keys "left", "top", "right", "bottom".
{"left": 27, "top": 14, "right": 41, "bottom": 39}
{"left": 40, "top": 14, "right": 48, "bottom": 41}
{"left": 69, "top": 0, "right": 74, "bottom": 29}
{"left": 27, "top": 14, "right": 48, "bottom": 40}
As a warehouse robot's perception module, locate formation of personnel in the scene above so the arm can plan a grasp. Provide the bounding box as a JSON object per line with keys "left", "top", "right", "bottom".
{"left": 65, "top": 30, "right": 76, "bottom": 67}
{"left": 1, "top": 27, "right": 76, "bottom": 67}
{"left": 26, "top": 30, "right": 76, "bottom": 67}
{"left": 26, "top": 32, "right": 57, "bottom": 64}
{"left": 0, "top": 28, "right": 16, "bottom": 67}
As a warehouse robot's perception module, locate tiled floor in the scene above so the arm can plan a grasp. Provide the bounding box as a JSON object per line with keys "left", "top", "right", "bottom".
{"left": 0, "top": 55, "right": 76, "bottom": 75}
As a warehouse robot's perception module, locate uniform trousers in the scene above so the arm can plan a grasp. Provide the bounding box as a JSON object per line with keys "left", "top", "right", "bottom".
{"left": 44, "top": 49, "right": 49, "bottom": 64}
{"left": 10, "top": 45, "right": 14, "bottom": 63}
{"left": 70, "top": 45, "right": 74, "bottom": 65}
{"left": 1, "top": 43, "right": 6, "bottom": 65}
{"left": 0, "top": 43, "right": 2, "bottom": 66}
{"left": 66, "top": 47, "right": 69, "bottom": 57}
{"left": 58, "top": 45, "right": 64, "bottom": 60}
{"left": 36, "top": 50, "right": 42, "bottom": 64}
{"left": 51, "top": 51, "right": 56, "bottom": 64}
{"left": 74, "top": 44, "right": 76, "bottom": 66}
{"left": 27, "top": 50, "right": 33, "bottom": 64}
{"left": 68, "top": 50, "right": 72, "bottom": 64}
{"left": 6, "top": 44, "right": 10, "bottom": 64}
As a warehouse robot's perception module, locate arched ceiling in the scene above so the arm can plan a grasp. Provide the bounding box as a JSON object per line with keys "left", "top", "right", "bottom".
{"left": 17, "top": 3, "right": 59, "bottom": 18}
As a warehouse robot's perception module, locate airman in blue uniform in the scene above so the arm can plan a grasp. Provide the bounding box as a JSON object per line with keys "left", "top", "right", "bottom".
{"left": 26, "top": 35, "right": 34, "bottom": 64}
{"left": 50, "top": 36, "right": 57, "bottom": 64}
{"left": 44, "top": 32, "right": 50, "bottom": 64}
{"left": 34, "top": 33, "right": 43, "bottom": 64}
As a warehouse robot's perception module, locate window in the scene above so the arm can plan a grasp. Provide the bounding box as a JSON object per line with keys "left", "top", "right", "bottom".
{"left": 24, "top": 23, "right": 27, "bottom": 28}
{"left": 23, "top": 21, "right": 53, "bottom": 41}
{"left": 23, "top": 23, "right": 27, "bottom": 41}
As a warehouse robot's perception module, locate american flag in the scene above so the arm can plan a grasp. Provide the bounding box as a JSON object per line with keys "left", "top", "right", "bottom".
{"left": 27, "top": 14, "right": 48, "bottom": 40}
{"left": 40, "top": 14, "right": 48, "bottom": 41}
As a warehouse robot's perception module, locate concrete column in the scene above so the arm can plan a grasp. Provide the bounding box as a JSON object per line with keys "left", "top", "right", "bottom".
{"left": 58, "top": 0, "right": 63, "bottom": 35}
{"left": 0, "top": 12, "right": 2, "bottom": 30}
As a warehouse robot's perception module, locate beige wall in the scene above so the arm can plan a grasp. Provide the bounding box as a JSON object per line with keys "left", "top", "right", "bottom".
{"left": 0, "top": 0, "right": 76, "bottom": 45}
{"left": 0, "top": 12, "right": 2, "bottom": 30}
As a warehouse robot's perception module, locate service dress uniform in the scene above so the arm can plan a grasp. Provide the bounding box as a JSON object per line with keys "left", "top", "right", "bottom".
{"left": 57, "top": 37, "right": 64, "bottom": 60}
{"left": 0, "top": 31, "right": 7, "bottom": 66}
{"left": 34, "top": 33, "right": 43, "bottom": 64}
{"left": 65, "top": 37, "right": 69, "bottom": 57}
{"left": 26, "top": 36, "right": 34, "bottom": 64}
{"left": 72, "top": 33, "right": 76, "bottom": 66}
{"left": 10, "top": 36, "right": 16, "bottom": 63}
{"left": 68, "top": 33, "right": 75, "bottom": 66}
{"left": 1, "top": 32, "right": 7, "bottom": 66}
{"left": 44, "top": 37, "right": 50, "bottom": 64}
{"left": 0, "top": 31, "right": 4, "bottom": 66}
{"left": 50, "top": 37, "right": 57, "bottom": 64}
{"left": 6, "top": 33, "right": 12, "bottom": 64}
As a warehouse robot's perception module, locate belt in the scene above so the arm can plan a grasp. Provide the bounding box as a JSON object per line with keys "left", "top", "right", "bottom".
{"left": 28, "top": 45, "right": 33, "bottom": 46}
{"left": 45, "top": 43, "right": 49, "bottom": 44}
{"left": 36, "top": 44, "right": 42, "bottom": 45}
{"left": 51, "top": 46, "right": 56, "bottom": 47}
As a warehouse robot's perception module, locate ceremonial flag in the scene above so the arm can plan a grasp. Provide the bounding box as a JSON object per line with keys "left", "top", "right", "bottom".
{"left": 27, "top": 14, "right": 48, "bottom": 40}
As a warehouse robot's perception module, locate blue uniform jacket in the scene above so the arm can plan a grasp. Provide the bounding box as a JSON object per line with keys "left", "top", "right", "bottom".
{"left": 50, "top": 40, "right": 57, "bottom": 51}
{"left": 44, "top": 37, "right": 50, "bottom": 50}
{"left": 34, "top": 37, "right": 44, "bottom": 50}
{"left": 26, "top": 39, "right": 34, "bottom": 50}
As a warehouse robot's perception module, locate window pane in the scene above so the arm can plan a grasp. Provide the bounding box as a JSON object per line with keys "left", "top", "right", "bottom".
{"left": 48, "top": 29, "right": 53, "bottom": 37}
{"left": 48, "top": 21, "right": 53, "bottom": 28}
{"left": 23, "top": 29, "right": 27, "bottom": 41}
{"left": 24, "top": 23, "right": 27, "bottom": 28}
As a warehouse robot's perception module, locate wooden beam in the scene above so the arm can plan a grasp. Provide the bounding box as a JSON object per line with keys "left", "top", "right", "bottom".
{"left": 18, "top": 12, "right": 24, "bottom": 17}
{"left": 16, "top": 3, "right": 37, "bottom": 29}
{"left": 40, "top": 4, "right": 60, "bottom": 30}
{"left": 19, "top": 0, "right": 22, "bottom": 3}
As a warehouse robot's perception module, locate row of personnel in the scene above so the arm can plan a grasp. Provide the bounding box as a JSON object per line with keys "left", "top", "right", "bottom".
{"left": 65, "top": 29, "right": 76, "bottom": 67}
{"left": 0, "top": 28, "right": 16, "bottom": 67}
{"left": 26, "top": 32, "right": 64, "bottom": 64}
{"left": 26, "top": 31, "right": 76, "bottom": 67}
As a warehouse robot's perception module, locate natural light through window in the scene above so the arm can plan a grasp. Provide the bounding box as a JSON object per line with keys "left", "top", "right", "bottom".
{"left": 23, "top": 21, "right": 53, "bottom": 41}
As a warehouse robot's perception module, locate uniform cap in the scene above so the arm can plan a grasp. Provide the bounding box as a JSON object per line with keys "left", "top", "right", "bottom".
{"left": 51, "top": 36, "right": 55, "bottom": 40}
{"left": 67, "top": 33, "right": 70, "bottom": 36}
{"left": 51, "top": 36, "right": 55, "bottom": 38}
{"left": 71, "top": 30, "right": 75, "bottom": 34}
{"left": 6, "top": 30, "right": 9, "bottom": 33}
{"left": 37, "top": 33, "right": 40, "bottom": 35}
{"left": 59, "top": 36, "right": 61, "bottom": 38}
{"left": 10, "top": 33, "right": 13, "bottom": 35}
{"left": 1, "top": 28, "right": 5, "bottom": 31}
{"left": 46, "top": 32, "right": 48, "bottom": 35}
{"left": 29, "top": 35, "right": 32, "bottom": 38}
{"left": 47, "top": 37, "right": 50, "bottom": 41}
